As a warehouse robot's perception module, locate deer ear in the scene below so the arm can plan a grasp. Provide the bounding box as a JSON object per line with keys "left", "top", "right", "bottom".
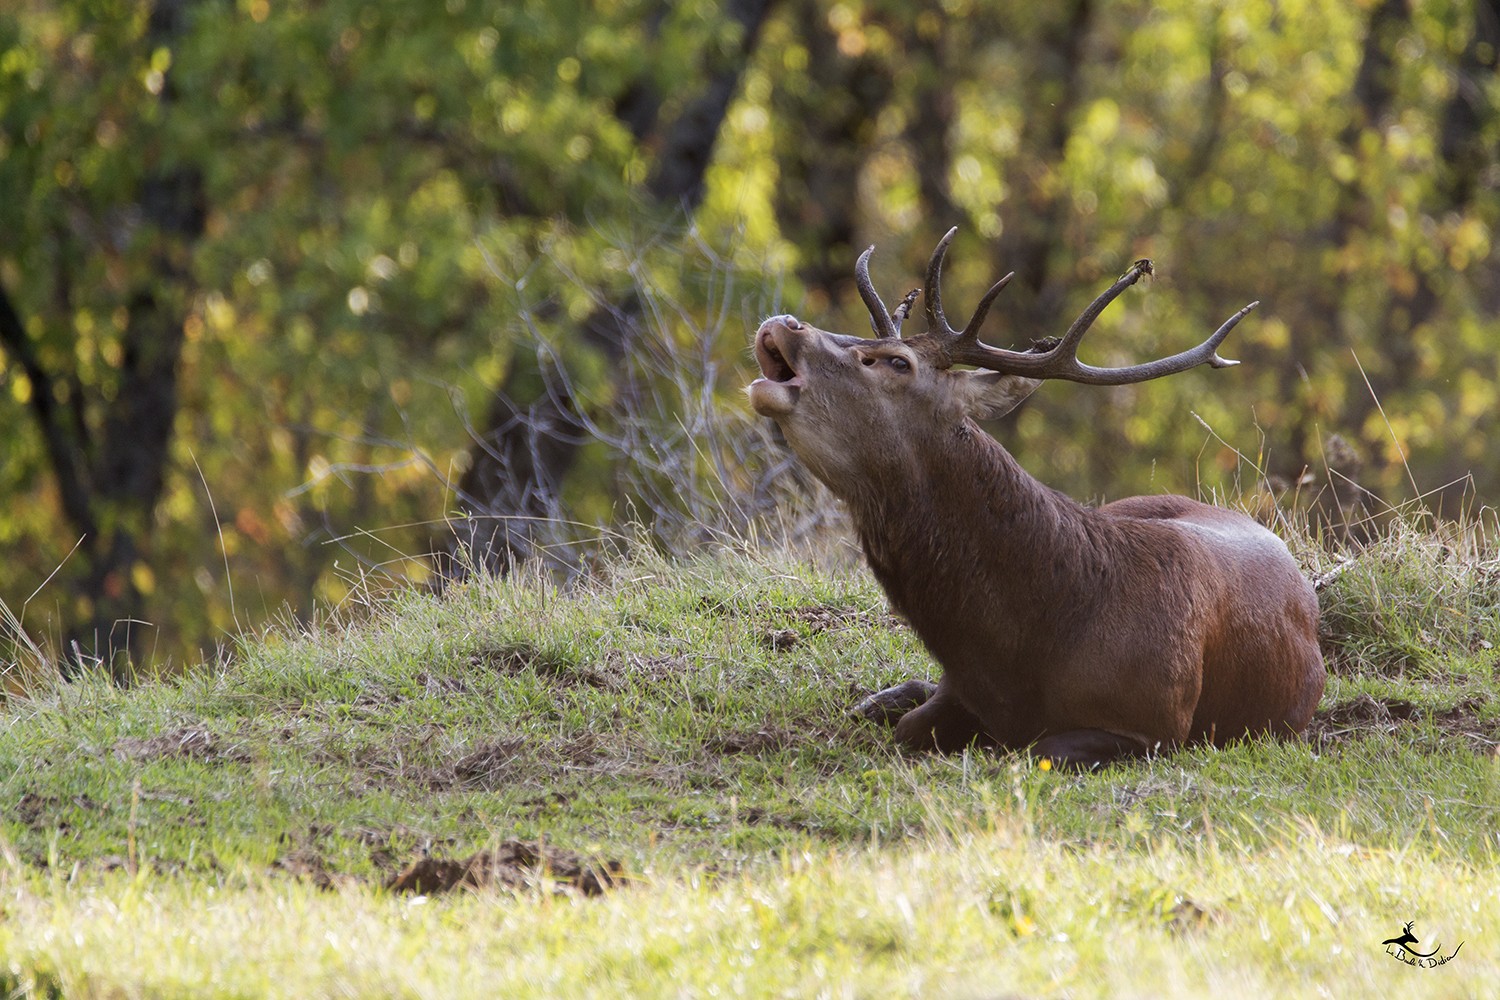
{"left": 960, "top": 371, "right": 1041, "bottom": 420}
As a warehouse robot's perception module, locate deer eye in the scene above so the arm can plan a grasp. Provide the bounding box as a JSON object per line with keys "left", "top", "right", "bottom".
{"left": 888, "top": 356, "right": 911, "bottom": 372}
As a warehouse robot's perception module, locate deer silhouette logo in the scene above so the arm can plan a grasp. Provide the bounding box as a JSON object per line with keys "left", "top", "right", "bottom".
{"left": 1380, "top": 920, "right": 1465, "bottom": 968}
{"left": 1381, "top": 921, "right": 1442, "bottom": 958}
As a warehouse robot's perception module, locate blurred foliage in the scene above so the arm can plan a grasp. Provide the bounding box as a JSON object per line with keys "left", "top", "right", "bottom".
{"left": 1, "top": 0, "right": 1497, "bottom": 671}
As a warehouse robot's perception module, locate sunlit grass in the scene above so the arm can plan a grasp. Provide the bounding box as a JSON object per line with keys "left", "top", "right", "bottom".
{"left": 0, "top": 820, "right": 1494, "bottom": 998}
{"left": 1, "top": 522, "right": 1497, "bottom": 997}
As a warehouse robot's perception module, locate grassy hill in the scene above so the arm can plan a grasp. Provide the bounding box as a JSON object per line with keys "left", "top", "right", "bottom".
{"left": 1, "top": 523, "right": 1497, "bottom": 997}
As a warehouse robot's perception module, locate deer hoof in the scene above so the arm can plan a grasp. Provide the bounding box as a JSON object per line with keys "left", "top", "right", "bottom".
{"left": 849, "top": 679, "right": 939, "bottom": 726}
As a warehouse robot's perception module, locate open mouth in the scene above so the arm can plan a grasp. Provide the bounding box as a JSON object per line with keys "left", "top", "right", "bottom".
{"left": 748, "top": 319, "right": 806, "bottom": 419}
{"left": 754, "top": 325, "right": 801, "bottom": 384}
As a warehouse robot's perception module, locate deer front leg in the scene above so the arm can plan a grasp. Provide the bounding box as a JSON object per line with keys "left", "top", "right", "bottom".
{"left": 885, "top": 678, "right": 994, "bottom": 753}
{"left": 849, "top": 678, "right": 938, "bottom": 725}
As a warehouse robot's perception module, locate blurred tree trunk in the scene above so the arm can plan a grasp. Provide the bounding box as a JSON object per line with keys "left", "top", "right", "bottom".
{"left": 905, "top": 18, "right": 961, "bottom": 238}
{"left": 768, "top": 0, "right": 896, "bottom": 312}
{"left": 1295, "top": 0, "right": 1497, "bottom": 528}
{"left": 1363, "top": 0, "right": 1499, "bottom": 515}
{"left": 991, "top": 0, "right": 1096, "bottom": 336}
{"left": 1437, "top": 0, "right": 1500, "bottom": 208}
{"left": 441, "top": 0, "right": 777, "bottom": 579}
{"left": 1347, "top": 0, "right": 1499, "bottom": 422}
{"left": 0, "top": 0, "right": 206, "bottom": 681}
{"left": 1266, "top": 0, "right": 1409, "bottom": 527}
{"left": 958, "top": 3, "right": 1103, "bottom": 468}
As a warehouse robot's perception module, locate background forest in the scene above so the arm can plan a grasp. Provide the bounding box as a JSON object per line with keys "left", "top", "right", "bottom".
{"left": 2, "top": 0, "right": 1498, "bottom": 676}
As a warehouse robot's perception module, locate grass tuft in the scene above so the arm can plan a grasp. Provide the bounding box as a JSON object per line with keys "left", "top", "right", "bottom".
{"left": 1315, "top": 518, "right": 1500, "bottom": 683}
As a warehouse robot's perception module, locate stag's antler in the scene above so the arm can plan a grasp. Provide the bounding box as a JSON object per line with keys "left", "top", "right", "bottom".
{"left": 866, "top": 226, "right": 1254, "bottom": 384}
{"left": 919, "top": 227, "right": 1015, "bottom": 352}
{"left": 855, "top": 246, "right": 921, "bottom": 339}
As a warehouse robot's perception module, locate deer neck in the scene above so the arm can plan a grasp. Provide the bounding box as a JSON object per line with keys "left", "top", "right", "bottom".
{"left": 845, "top": 419, "right": 1099, "bottom": 641}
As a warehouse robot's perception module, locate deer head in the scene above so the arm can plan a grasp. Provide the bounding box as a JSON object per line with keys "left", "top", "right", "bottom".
{"left": 748, "top": 229, "right": 1322, "bottom": 769}
{"left": 749, "top": 228, "right": 1253, "bottom": 494}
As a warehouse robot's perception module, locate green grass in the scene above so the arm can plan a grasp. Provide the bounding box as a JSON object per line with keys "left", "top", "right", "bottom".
{"left": 2, "top": 530, "right": 1498, "bottom": 997}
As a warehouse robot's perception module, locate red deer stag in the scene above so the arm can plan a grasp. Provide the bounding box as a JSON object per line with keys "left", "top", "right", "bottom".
{"left": 747, "top": 229, "right": 1325, "bottom": 768}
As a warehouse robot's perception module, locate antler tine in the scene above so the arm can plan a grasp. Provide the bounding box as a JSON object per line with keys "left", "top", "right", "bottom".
{"left": 855, "top": 245, "right": 901, "bottom": 339}
{"left": 923, "top": 226, "right": 1016, "bottom": 350}
{"left": 1053, "top": 259, "right": 1153, "bottom": 357}
{"left": 958, "top": 271, "right": 1015, "bottom": 340}
{"left": 923, "top": 227, "right": 959, "bottom": 335}
{"left": 948, "top": 284, "right": 1254, "bottom": 386}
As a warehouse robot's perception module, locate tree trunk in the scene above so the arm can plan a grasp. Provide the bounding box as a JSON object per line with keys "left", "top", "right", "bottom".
{"left": 0, "top": 0, "right": 206, "bottom": 680}
{"left": 991, "top": 0, "right": 1096, "bottom": 336}
{"left": 769, "top": 0, "right": 896, "bottom": 311}
{"left": 1263, "top": 0, "right": 1410, "bottom": 535}
{"left": 1315, "top": 0, "right": 1497, "bottom": 526}
{"left": 440, "top": 0, "right": 777, "bottom": 579}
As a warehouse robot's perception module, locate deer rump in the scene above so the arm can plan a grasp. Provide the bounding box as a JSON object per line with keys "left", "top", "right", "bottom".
{"left": 748, "top": 228, "right": 1326, "bottom": 769}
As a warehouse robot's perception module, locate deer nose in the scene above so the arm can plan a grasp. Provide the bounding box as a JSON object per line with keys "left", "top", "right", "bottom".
{"left": 762, "top": 314, "right": 803, "bottom": 332}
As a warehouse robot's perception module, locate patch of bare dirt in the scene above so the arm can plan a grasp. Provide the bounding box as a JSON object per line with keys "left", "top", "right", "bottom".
{"left": 595, "top": 651, "right": 689, "bottom": 687}
{"left": 788, "top": 604, "right": 903, "bottom": 633}
{"left": 470, "top": 642, "right": 618, "bottom": 690}
{"left": 272, "top": 848, "right": 354, "bottom": 890}
{"left": 271, "top": 822, "right": 458, "bottom": 890}
{"left": 446, "top": 738, "right": 528, "bottom": 789}
{"left": 1163, "top": 897, "right": 1219, "bottom": 935}
{"left": 757, "top": 604, "right": 905, "bottom": 653}
{"left": 761, "top": 628, "right": 800, "bottom": 651}
{"left": 385, "top": 840, "right": 625, "bottom": 896}
{"left": 1307, "top": 694, "right": 1499, "bottom": 754}
{"left": 15, "top": 792, "right": 103, "bottom": 830}
{"left": 1315, "top": 694, "right": 1419, "bottom": 729}
{"left": 692, "top": 596, "right": 733, "bottom": 616}
{"left": 113, "top": 726, "right": 251, "bottom": 764}
{"left": 555, "top": 733, "right": 611, "bottom": 767}
{"left": 439, "top": 736, "right": 611, "bottom": 786}
{"left": 704, "top": 726, "right": 798, "bottom": 756}
{"left": 353, "top": 822, "right": 457, "bottom": 872}
{"left": 425, "top": 733, "right": 622, "bottom": 791}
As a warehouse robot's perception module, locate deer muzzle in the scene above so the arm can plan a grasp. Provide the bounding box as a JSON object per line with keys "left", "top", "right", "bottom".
{"left": 748, "top": 315, "right": 806, "bottom": 417}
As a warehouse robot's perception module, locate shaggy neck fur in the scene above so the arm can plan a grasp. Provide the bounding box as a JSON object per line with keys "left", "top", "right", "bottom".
{"left": 841, "top": 419, "right": 1117, "bottom": 682}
